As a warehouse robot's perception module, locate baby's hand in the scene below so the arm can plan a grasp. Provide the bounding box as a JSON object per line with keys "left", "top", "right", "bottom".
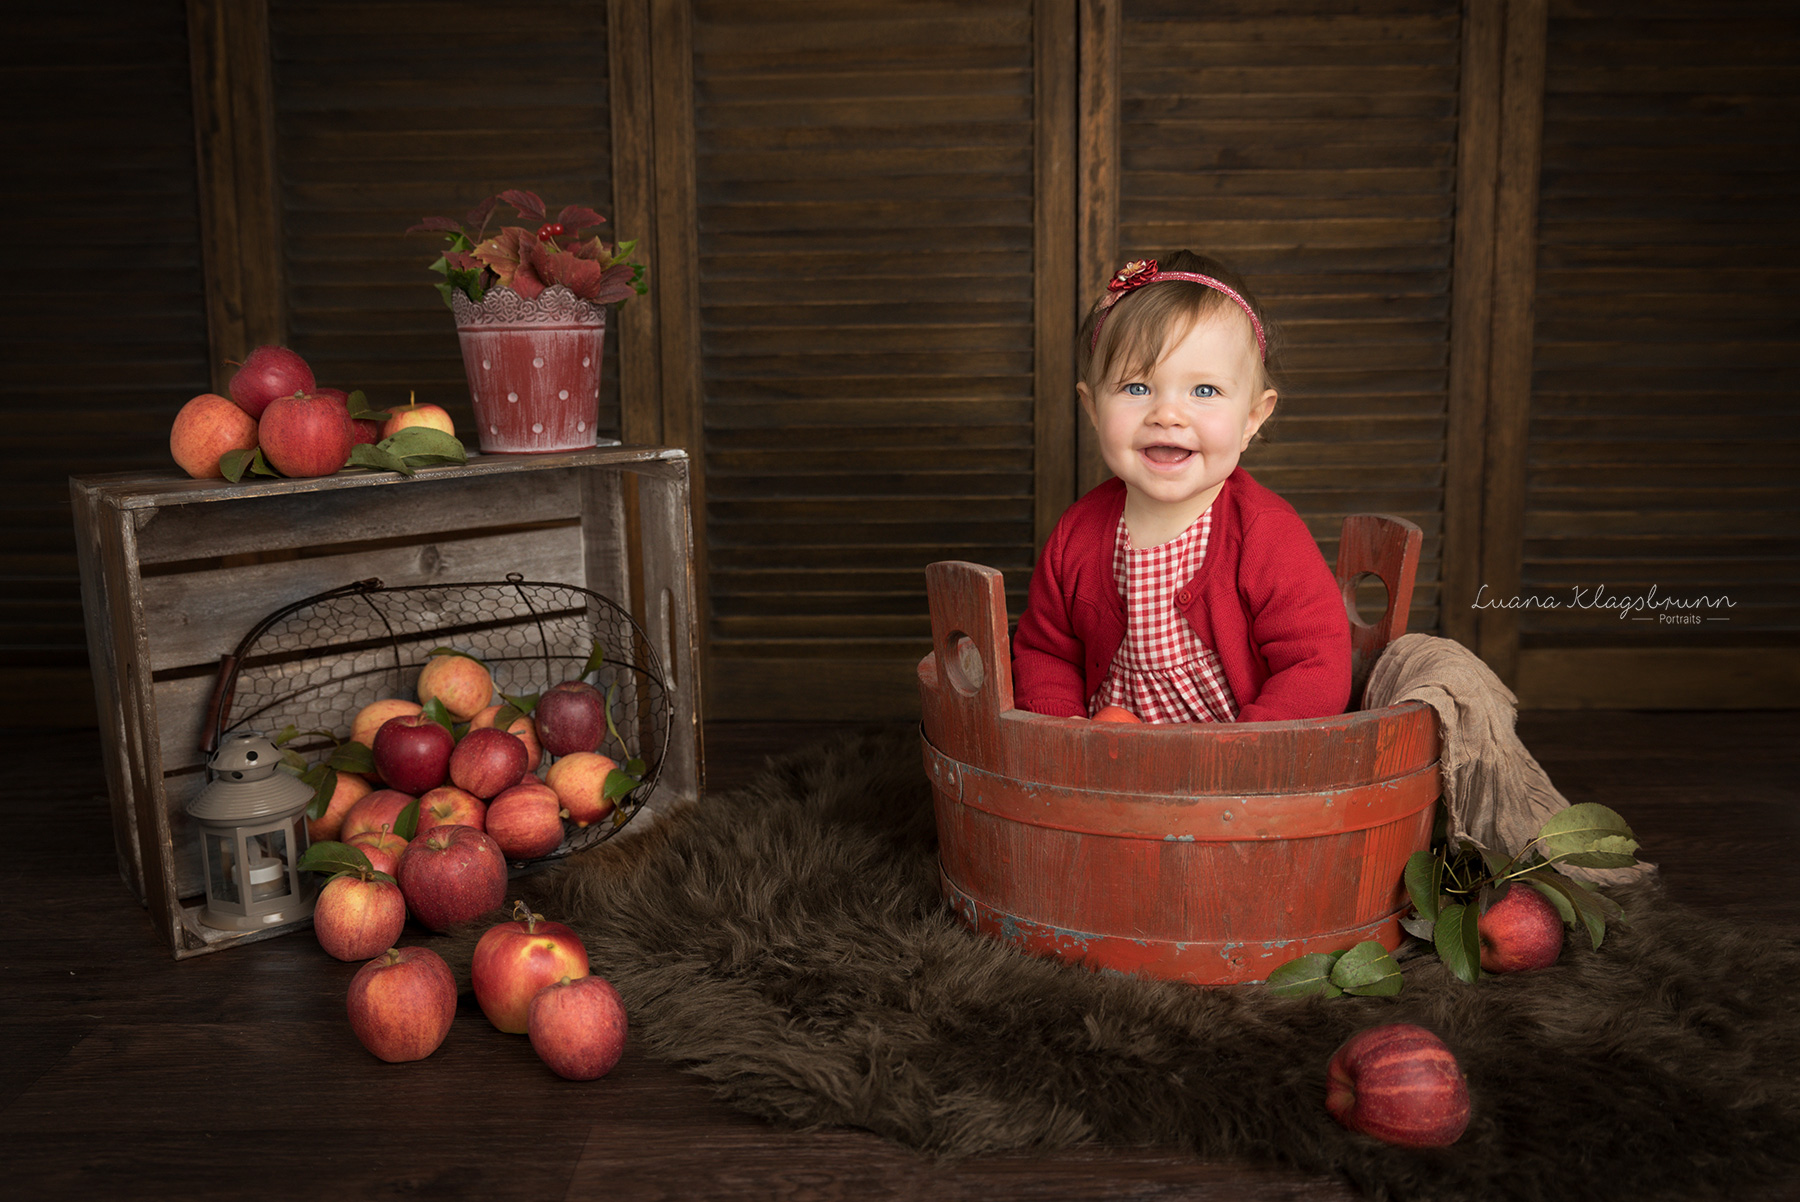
{"left": 1092, "top": 706, "right": 1142, "bottom": 724}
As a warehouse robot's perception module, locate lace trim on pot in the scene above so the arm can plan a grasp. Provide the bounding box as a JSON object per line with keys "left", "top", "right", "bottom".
{"left": 452, "top": 284, "right": 606, "bottom": 327}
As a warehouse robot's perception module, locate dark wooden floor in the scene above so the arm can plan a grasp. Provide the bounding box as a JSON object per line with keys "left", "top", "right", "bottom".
{"left": 3, "top": 713, "right": 1797, "bottom": 1201}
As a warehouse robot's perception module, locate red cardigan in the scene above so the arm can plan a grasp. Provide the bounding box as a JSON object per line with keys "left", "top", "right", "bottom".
{"left": 1011, "top": 471, "right": 1351, "bottom": 722}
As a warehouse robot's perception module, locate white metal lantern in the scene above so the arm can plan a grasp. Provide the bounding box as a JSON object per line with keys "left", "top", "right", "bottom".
{"left": 187, "top": 732, "right": 318, "bottom": 930}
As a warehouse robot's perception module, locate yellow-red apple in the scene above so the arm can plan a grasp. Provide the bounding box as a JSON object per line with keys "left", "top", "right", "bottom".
{"left": 170, "top": 393, "right": 259, "bottom": 479}
{"left": 314, "top": 871, "right": 406, "bottom": 962}
{"left": 382, "top": 396, "right": 455, "bottom": 439}
{"left": 339, "top": 788, "right": 416, "bottom": 844}
{"left": 396, "top": 825, "right": 508, "bottom": 932}
{"left": 307, "top": 771, "right": 372, "bottom": 843}
{"left": 346, "top": 947, "right": 455, "bottom": 1063}
{"left": 347, "top": 826, "right": 406, "bottom": 876}
{"left": 486, "top": 780, "right": 567, "bottom": 860}
{"left": 471, "top": 705, "right": 543, "bottom": 773}
{"left": 545, "top": 751, "right": 619, "bottom": 827}
{"left": 416, "top": 785, "right": 487, "bottom": 836}
{"left": 416, "top": 653, "right": 494, "bottom": 722}
{"left": 529, "top": 975, "right": 627, "bottom": 1080}
{"left": 449, "top": 727, "right": 529, "bottom": 799}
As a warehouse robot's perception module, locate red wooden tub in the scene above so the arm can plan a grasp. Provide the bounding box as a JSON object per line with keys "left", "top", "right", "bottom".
{"left": 918, "top": 515, "right": 1440, "bottom": 986}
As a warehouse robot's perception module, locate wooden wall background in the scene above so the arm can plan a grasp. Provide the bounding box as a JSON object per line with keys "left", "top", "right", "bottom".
{"left": 6, "top": 0, "right": 1795, "bottom": 725}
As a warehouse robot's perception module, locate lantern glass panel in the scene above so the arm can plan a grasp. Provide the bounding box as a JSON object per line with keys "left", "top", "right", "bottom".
{"left": 254, "top": 827, "right": 293, "bottom": 903}
{"left": 207, "top": 832, "right": 240, "bottom": 906}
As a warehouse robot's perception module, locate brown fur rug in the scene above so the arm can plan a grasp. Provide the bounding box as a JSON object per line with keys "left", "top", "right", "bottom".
{"left": 438, "top": 729, "right": 1800, "bottom": 1202}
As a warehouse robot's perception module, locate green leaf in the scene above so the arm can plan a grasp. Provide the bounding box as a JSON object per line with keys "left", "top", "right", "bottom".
{"left": 1399, "top": 914, "right": 1438, "bottom": 941}
{"left": 601, "top": 768, "right": 640, "bottom": 803}
{"left": 218, "top": 447, "right": 257, "bottom": 483}
{"left": 328, "top": 741, "right": 376, "bottom": 775}
{"left": 420, "top": 696, "right": 455, "bottom": 733}
{"left": 1523, "top": 874, "right": 1578, "bottom": 926}
{"left": 1404, "top": 849, "right": 1440, "bottom": 922}
{"left": 1264, "top": 953, "right": 1345, "bottom": 998}
{"left": 501, "top": 690, "right": 539, "bottom": 716}
{"left": 246, "top": 447, "right": 279, "bottom": 478}
{"left": 345, "top": 390, "right": 384, "bottom": 421}
{"left": 1434, "top": 903, "right": 1481, "bottom": 983}
{"left": 302, "top": 765, "right": 337, "bottom": 820}
{"left": 1551, "top": 835, "right": 1642, "bottom": 870}
{"left": 1529, "top": 871, "right": 1613, "bottom": 951}
{"left": 492, "top": 704, "right": 524, "bottom": 731}
{"left": 384, "top": 426, "right": 468, "bottom": 464}
{"left": 393, "top": 799, "right": 420, "bottom": 842}
{"left": 279, "top": 748, "right": 308, "bottom": 773}
{"left": 1331, "top": 940, "right": 1405, "bottom": 997}
{"left": 1533, "top": 803, "right": 1639, "bottom": 867}
{"left": 624, "top": 756, "right": 646, "bottom": 776}
{"left": 582, "top": 638, "right": 607, "bottom": 679}
{"left": 603, "top": 681, "right": 625, "bottom": 752}
{"left": 297, "top": 840, "right": 374, "bottom": 878}
{"left": 349, "top": 442, "right": 413, "bottom": 476}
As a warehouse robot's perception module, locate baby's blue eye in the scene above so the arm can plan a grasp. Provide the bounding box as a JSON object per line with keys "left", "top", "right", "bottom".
{"left": 1124, "top": 382, "right": 1150, "bottom": 396}
{"left": 1192, "top": 384, "right": 1218, "bottom": 398}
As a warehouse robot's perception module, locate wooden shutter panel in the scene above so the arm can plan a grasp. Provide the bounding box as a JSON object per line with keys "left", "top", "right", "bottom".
{"left": 268, "top": 0, "right": 621, "bottom": 439}
{"left": 1, "top": 5, "right": 212, "bottom": 718}
{"left": 692, "top": 1, "right": 1039, "bottom": 718}
{"left": 1515, "top": 3, "right": 1800, "bottom": 704}
{"left": 1117, "top": 0, "right": 1463, "bottom": 635}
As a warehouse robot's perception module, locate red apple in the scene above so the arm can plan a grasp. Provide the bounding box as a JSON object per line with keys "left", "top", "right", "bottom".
{"left": 259, "top": 389, "right": 355, "bottom": 478}
{"left": 313, "top": 872, "right": 406, "bottom": 962}
{"left": 486, "top": 780, "right": 568, "bottom": 861}
{"left": 1325, "top": 1023, "right": 1471, "bottom": 1148}
{"left": 314, "top": 385, "right": 382, "bottom": 445}
{"left": 395, "top": 825, "right": 508, "bottom": 932}
{"left": 169, "top": 393, "right": 258, "bottom": 479}
{"left": 346, "top": 946, "right": 456, "bottom": 1063}
{"left": 450, "top": 727, "right": 529, "bottom": 800}
{"left": 347, "top": 826, "right": 407, "bottom": 876}
{"left": 1093, "top": 705, "right": 1142, "bottom": 723}
{"left": 228, "top": 345, "right": 315, "bottom": 420}
{"left": 471, "top": 902, "right": 591, "bottom": 1034}
{"left": 349, "top": 698, "right": 423, "bottom": 753}
{"left": 545, "top": 751, "right": 619, "bottom": 827}
{"left": 534, "top": 680, "right": 607, "bottom": 757}
{"left": 1477, "top": 882, "right": 1566, "bottom": 973}
{"left": 529, "top": 975, "right": 628, "bottom": 1081}
{"left": 471, "top": 704, "right": 543, "bottom": 773}
{"left": 416, "top": 785, "right": 487, "bottom": 836}
{"left": 338, "top": 788, "right": 416, "bottom": 844}
{"left": 373, "top": 714, "right": 455, "bottom": 796}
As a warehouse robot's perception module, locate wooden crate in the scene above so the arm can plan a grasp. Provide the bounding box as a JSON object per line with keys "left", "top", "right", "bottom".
{"left": 70, "top": 446, "right": 702, "bottom": 958}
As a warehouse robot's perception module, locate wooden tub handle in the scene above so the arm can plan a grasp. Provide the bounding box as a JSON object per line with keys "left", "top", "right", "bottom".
{"left": 1336, "top": 514, "right": 1423, "bottom": 705}
{"left": 922, "top": 561, "right": 1015, "bottom": 721}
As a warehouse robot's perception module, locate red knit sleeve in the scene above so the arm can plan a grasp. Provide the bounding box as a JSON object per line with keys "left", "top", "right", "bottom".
{"left": 1010, "top": 521, "right": 1090, "bottom": 718}
{"left": 1233, "top": 509, "right": 1352, "bottom": 722}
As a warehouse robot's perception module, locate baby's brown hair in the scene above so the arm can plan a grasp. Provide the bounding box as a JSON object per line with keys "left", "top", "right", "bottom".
{"left": 1078, "top": 250, "right": 1281, "bottom": 399}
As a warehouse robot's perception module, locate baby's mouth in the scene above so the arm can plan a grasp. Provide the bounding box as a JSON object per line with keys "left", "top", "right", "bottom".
{"left": 1141, "top": 445, "right": 1193, "bottom": 466}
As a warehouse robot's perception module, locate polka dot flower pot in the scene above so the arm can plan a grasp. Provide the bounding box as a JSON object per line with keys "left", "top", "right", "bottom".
{"left": 451, "top": 284, "right": 605, "bottom": 453}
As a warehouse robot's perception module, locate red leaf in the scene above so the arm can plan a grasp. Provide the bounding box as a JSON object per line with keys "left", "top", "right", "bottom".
{"left": 407, "top": 216, "right": 462, "bottom": 234}
{"left": 472, "top": 227, "right": 534, "bottom": 286}
{"left": 464, "top": 195, "right": 502, "bottom": 237}
{"left": 587, "top": 263, "right": 638, "bottom": 305}
{"left": 443, "top": 250, "right": 484, "bottom": 271}
{"left": 563, "top": 235, "right": 607, "bottom": 262}
{"left": 498, "top": 189, "right": 546, "bottom": 223}
{"left": 556, "top": 205, "right": 607, "bottom": 233}
{"left": 530, "top": 245, "right": 606, "bottom": 298}
{"left": 510, "top": 258, "right": 547, "bottom": 300}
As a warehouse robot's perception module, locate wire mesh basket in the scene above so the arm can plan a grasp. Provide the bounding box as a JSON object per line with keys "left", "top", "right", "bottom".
{"left": 204, "top": 575, "right": 671, "bottom": 862}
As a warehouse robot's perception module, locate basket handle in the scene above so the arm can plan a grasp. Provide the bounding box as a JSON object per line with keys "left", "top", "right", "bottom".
{"left": 1335, "top": 514, "right": 1423, "bottom": 706}
{"left": 923, "top": 561, "right": 1014, "bottom": 720}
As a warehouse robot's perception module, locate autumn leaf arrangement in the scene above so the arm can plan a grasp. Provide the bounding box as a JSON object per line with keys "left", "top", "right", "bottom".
{"left": 407, "top": 189, "right": 646, "bottom": 309}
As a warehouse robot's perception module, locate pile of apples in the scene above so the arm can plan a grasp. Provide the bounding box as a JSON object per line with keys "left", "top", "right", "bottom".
{"left": 297, "top": 650, "right": 637, "bottom": 1078}
{"left": 342, "top": 904, "right": 627, "bottom": 1081}
{"left": 169, "top": 344, "right": 455, "bottom": 480}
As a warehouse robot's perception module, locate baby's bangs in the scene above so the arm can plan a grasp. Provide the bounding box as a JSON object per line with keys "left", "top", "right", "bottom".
{"left": 1091, "top": 284, "right": 1233, "bottom": 387}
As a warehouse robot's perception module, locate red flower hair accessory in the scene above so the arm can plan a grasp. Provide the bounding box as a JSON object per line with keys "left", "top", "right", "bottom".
{"left": 1090, "top": 259, "right": 1268, "bottom": 360}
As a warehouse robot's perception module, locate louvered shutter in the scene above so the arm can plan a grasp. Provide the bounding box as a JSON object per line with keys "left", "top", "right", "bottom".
{"left": 269, "top": 0, "right": 622, "bottom": 439}
{"left": 1518, "top": 3, "right": 1800, "bottom": 696}
{"left": 1118, "top": 0, "right": 1463, "bottom": 634}
{"left": 692, "top": 1, "right": 1039, "bottom": 717}
{"left": 2, "top": 5, "right": 212, "bottom": 716}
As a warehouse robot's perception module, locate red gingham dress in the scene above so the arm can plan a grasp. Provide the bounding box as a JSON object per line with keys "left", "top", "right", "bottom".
{"left": 1088, "top": 510, "right": 1240, "bottom": 723}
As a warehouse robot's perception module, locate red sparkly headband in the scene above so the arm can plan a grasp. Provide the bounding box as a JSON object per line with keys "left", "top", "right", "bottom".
{"left": 1090, "top": 259, "right": 1268, "bottom": 360}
